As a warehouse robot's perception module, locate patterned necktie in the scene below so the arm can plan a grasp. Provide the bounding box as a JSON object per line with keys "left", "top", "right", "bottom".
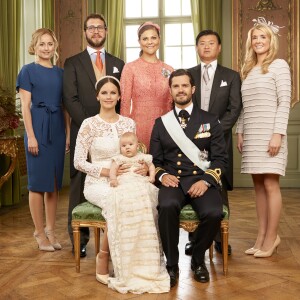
{"left": 96, "top": 51, "right": 103, "bottom": 72}
{"left": 203, "top": 64, "right": 211, "bottom": 85}
{"left": 178, "top": 110, "right": 190, "bottom": 129}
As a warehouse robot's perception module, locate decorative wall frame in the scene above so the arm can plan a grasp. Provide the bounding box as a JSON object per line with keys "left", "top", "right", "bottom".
{"left": 232, "top": 0, "right": 299, "bottom": 107}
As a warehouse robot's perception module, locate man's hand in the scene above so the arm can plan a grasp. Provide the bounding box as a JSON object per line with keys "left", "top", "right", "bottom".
{"left": 161, "top": 174, "right": 179, "bottom": 188}
{"left": 188, "top": 180, "right": 208, "bottom": 198}
{"left": 134, "top": 160, "right": 149, "bottom": 176}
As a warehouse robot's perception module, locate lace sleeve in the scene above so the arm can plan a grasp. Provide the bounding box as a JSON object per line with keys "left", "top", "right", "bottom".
{"left": 74, "top": 119, "right": 102, "bottom": 178}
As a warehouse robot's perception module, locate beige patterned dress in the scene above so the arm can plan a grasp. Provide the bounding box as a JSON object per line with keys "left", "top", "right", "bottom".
{"left": 74, "top": 115, "right": 169, "bottom": 294}
{"left": 236, "top": 59, "right": 291, "bottom": 175}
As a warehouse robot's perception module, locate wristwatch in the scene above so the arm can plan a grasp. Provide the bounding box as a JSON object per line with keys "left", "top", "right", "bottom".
{"left": 202, "top": 180, "right": 211, "bottom": 188}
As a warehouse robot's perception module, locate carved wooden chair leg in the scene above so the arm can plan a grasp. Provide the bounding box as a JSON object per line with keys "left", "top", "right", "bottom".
{"left": 73, "top": 223, "right": 81, "bottom": 273}
{"left": 221, "top": 221, "right": 229, "bottom": 275}
{"left": 94, "top": 227, "right": 100, "bottom": 255}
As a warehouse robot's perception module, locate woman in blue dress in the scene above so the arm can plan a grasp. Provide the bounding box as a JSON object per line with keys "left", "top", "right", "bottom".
{"left": 17, "top": 28, "right": 70, "bottom": 251}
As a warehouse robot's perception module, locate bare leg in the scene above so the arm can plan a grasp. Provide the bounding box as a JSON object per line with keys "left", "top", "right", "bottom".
{"left": 96, "top": 225, "right": 109, "bottom": 275}
{"left": 44, "top": 180, "right": 58, "bottom": 231}
{"left": 260, "top": 174, "right": 281, "bottom": 251}
{"left": 44, "top": 179, "right": 62, "bottom": 249}
{"left": 29, "top": 191, "right": 53, "bottom": 250}
{"left": 29, "top": 191, "right": 45, "bottom": 235}
{"left": 252, "top": 174, "right": 268, "bottom": 249}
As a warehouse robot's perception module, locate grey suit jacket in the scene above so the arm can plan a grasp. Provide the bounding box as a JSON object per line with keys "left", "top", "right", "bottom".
{"left": 63, "top": 49, "right": 125, "bottom": 177}
{"left": 188, "top": 64, "right": 242, "bottom": 190}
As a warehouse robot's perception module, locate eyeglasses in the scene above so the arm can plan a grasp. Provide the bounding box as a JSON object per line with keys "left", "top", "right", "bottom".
{"left": 86, "top": 25, "right": 106, "bottom": 33}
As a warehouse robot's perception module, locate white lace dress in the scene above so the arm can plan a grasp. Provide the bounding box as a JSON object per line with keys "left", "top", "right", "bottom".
{"left": 74, "top": 115, "right": 170, "bottom": 294}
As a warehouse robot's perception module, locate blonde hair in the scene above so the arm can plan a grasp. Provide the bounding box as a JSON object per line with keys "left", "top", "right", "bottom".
{"left": 28, "top": 28, "right": 59, "bottom": 65}
{"left": 120, "top": 132, "right": 138, "bottom": 143}
{"left": 241, "top": 24, "right": 278, "bottom": 80}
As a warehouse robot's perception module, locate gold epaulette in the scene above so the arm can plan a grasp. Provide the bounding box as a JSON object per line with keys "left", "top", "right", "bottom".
{"left": 205, "top": 168, "right": 222, "bottom": 184}
{"left": 155, "top": 167, "right": 166, "bottom": 175}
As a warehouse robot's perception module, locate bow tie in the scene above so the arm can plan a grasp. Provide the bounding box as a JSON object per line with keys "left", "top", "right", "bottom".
{"left": 178, "top": 110, "right": 190, "bottom": 129}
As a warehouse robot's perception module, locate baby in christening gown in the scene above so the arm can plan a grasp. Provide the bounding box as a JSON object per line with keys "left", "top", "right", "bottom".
{"left": 107, "top": 132, "right": 170, "bottom": 294}
{"left": 109, "top": 132, "right": 156, "bottom": 187}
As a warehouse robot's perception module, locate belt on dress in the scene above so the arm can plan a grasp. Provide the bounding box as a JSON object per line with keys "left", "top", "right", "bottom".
{"left": 32, "top": 102, "right": 61, "bottom": 146}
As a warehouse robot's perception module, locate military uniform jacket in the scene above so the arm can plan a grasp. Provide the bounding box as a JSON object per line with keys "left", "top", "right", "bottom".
{"left": 150, "top": 106, "right": 228, "bottom": 194}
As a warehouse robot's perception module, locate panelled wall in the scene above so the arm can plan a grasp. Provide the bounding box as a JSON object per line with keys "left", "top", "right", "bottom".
{"left": 18, "top": 0, "right": 300, "bottom": 189}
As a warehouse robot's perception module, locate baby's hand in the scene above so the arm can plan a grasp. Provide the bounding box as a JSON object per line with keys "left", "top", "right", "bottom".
{"left": 149, "top": 176, "right": 155, "bottom": 183}
{"left": 110, "top": 179, "right": 118, "bottom": 187}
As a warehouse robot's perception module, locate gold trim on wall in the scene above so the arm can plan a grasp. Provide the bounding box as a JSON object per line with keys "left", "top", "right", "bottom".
{"left": 232, "top": 0, "right": 299, "bottom": 107}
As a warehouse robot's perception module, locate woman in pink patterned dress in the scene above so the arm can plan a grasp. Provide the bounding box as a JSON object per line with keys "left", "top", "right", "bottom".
{"left": 120, "top": 22, "right": 173, "bottom": 150}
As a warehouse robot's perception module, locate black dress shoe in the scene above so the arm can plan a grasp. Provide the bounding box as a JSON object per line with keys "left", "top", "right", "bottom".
{"left": 72, "top": 244, "right": 87, "bottom": 258}
{"left": 166, "top": 265, "right": 179, "bottom": 287}
{"left": 194, "top": 263, "right": 209, "bottom": 283}
{"left": 214, "top": 242, "right": 232, "bottom": 255}
{"left": 191, "top": 261, "right": 209, "bottom": 283}
{"left": 185, "top": 241, "right": 194, "bottom": 256}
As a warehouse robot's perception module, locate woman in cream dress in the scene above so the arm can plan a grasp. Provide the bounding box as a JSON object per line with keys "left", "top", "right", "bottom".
{"left": 74, "top": 76, "right": 169, "bottom": 294}
{"left": 236, "top": 22, "right": 291, "bottom": 258}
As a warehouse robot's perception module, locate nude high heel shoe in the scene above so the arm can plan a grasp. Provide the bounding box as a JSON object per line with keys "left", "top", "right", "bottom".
{"left": 34, "top": 232, "right": 55, "bottom": 252}
{"left": 245, "top": 247, "right": 260, "bottom": 255}
{"left": 254, "top": 235, "right": 281, "bottom": 258}
{"left": 45, "top": 229, "right": 62, "bottom": 250}
{"left": 96, "top": 250, "right": 109, "bottom": 285}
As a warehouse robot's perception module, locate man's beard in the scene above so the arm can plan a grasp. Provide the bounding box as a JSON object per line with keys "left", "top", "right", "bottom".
{"left": 174, "top": 95, "right": 192, "bottom": 106}
{"left": 86, "top": 34, "right": 106, "bottom": 48}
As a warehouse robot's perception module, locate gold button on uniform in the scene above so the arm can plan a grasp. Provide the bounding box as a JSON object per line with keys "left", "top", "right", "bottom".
{"left": 177, "top": 176, "right": 180, "bottom": 179}
{"left": 178, "top": 153, "right": 182, "bottom": 157}
{"left": 178, "top": 170, "right": 182, "bottom": 174}
{"left": 193, "top": 171, "right": 197, "bottom": 175}
{"left": 177, "top": 161, "right": 181, "bottom": 166}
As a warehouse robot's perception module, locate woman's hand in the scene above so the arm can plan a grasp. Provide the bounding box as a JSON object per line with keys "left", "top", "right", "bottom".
{"left": 268, "top": 133, "right": 282, "bottom": 157}
{"left": 237, "top": 133, "right": 243, "bottom": 154}
{"left": 65, "top": 134, "right": 70, "bottom": 154}
{"left": 134, "top": 160, "right": 148, "bottom": 176}
{"left": 117, "top": 164, "right": 130, "bottom": 175}
{"left": 28, "top": 136, "right": 39, "bottom": 156}
{"left": 188, "top": 180, "right": 208, "bottom": 198}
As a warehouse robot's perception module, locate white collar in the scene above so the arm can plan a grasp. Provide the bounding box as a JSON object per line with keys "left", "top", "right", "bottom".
{"left": 175, "top": 102, "right": 193, "bottom": 116}
{"left": 200, "top": 59, "right": 217, "bottom": 71}
{"left": 87, "top": 46, "right": 105, "bottom": 56}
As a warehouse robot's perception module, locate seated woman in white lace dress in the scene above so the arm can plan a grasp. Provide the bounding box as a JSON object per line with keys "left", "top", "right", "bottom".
{"left": 73, "top": 76, "right": 170, "bottom": 294}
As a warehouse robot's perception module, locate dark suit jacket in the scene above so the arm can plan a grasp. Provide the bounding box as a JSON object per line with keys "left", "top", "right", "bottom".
{"left": 63, "top": 49, "right": 125, "bottom": 177}
{"left": 188, "top": 64, "right": 242, "bottom": 190}
{"left": 150, "top": 107, "right": 228, "bottom": 194}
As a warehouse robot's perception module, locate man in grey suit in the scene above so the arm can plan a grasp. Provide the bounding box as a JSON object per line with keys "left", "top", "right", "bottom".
{"left": 63, "top": 13, "right": 124, "bottom": 257}
{"left": 185, "top": 30, "right": 242, "bottom": 255}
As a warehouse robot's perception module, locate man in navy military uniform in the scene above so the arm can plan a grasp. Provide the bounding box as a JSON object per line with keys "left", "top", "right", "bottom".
{"left": 150, "top": 69, "right": 228, "bottom": 286}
